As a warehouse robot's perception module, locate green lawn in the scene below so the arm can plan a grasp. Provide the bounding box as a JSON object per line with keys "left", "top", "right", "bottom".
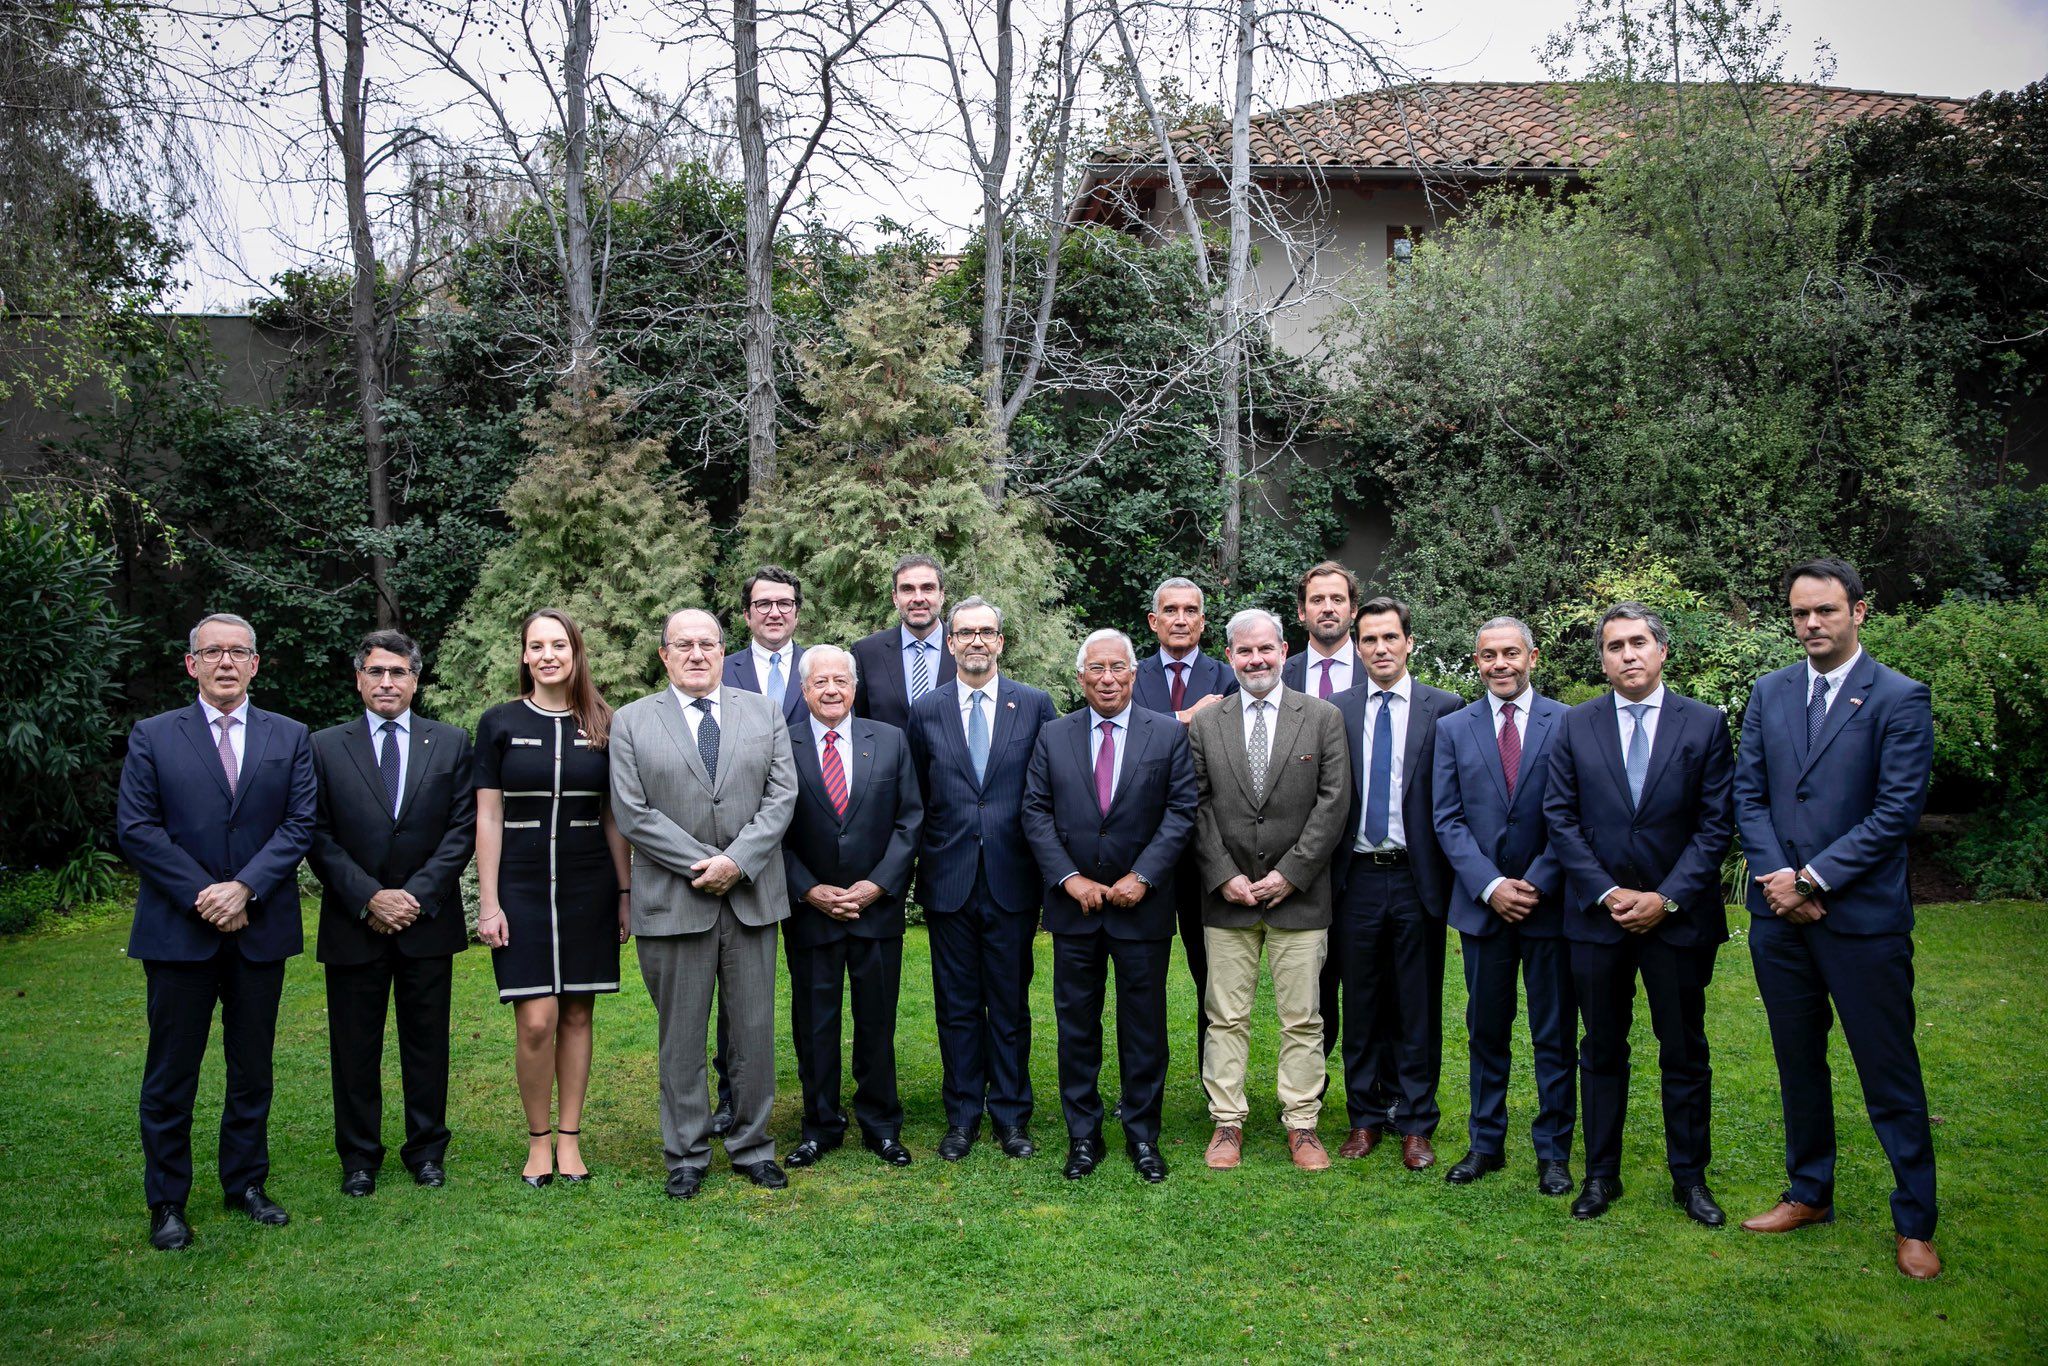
{"left": 1, "top": 900, "right": 2043, "bottom": 1361}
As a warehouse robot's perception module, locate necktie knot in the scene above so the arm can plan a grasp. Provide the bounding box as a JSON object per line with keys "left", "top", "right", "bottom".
{"left": 217, "top": 715, "right": 238, "bottom": 734}
{"left": 1501, "top": 701, "right": 1517, "bottom": 719}
{"left": 823, "top": 729, "right": 837, "bottom": 749}
{"left": 1099, "top": 719, "right": 1115, "bottom": 736}
{"left": 1811, "top": 676, "right": 1831, "bottom": 704}
{"left": 1624, "top": 702, "right": 1648, "bottom": 722}
{"left": 381, "top": 719, "right": 401, "bottom": 734}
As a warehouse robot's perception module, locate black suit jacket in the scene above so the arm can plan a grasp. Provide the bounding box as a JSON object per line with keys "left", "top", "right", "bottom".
{"left": 851, "top": 625, "right": 956, "bottom": 730}
{"left": 307, "top": 714, "right": 477, "bottom": 964}
{"left": 783, "top": 716, "right": 924, "bottom": 944}
{"left": 1544, "top": 690, "right": 1735, "bottom": 948}
{"left": 1131, "top": 649, "right": 1237, "bottom": 715}
{"left": 1022, "top": 706, "right": 1198, "bottom": 939}
{"left": 1329, "top": 678, "right": 1462, "bottom": 916}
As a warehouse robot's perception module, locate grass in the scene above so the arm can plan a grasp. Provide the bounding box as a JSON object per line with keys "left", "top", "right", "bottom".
{"left": 0, "top": 898, "right": 2043, "bottom": 1362}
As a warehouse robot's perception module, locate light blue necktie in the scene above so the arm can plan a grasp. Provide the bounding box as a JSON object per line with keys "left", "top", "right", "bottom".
{"left": 1624, "top": 702, "right": 1650, "bottom": 807}
{"left": 1363, "top": 691, "right": 1393, "bottom": 844}
{"left": 967, "top": 690, "right": 990, "bottom": 783}
{"left": 766, "top": 651, "right": 785, "bottom": 708}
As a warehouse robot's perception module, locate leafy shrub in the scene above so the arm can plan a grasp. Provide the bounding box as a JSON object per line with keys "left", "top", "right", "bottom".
{"left": 0, "top": 870, "right": 60, "bottom": 935}
{"left": 1860, "top": 593, "right": 2048, "bottom": 796}
{"left": 1944, "top": 795, "right": 2048, "bottom": 900}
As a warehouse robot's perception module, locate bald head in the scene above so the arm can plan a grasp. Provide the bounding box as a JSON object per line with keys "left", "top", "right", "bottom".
{"left": 659, "top": 608, "right": 726, "bottom": 697}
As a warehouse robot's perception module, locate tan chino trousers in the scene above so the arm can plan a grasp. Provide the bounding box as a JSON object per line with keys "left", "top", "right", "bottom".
{"left": 1202, "top": 922, "right": 1328, "bottom": 1129}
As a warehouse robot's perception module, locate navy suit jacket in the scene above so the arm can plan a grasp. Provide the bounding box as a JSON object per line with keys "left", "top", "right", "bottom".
{"left": 1131, "top": 649, "right": 1237, "bottom": 715}
{"left": 908, "top": 675, "right": 1057, "bottom": 916}
{"left": 852, "top": 626, "right": 957, "bottom": 730}
{"left": 1329, "top": 678, "right": 1462, "bottom": 916}
{"left": 723, "top": 644, "right": 808, "bottom": 726}
{"left": 1432, "top": 692, "right": 1568, "bottom": 938}
{"left": 782, "top": 716, "right": 923, "bottom": 944}
{"left": 118, "top": 701, "right": 316, "bottom": 963}
{"left": 1022, "top": 706, "right": 1197, "bottom": 939}
{"left": 1543, "top": 690, "right": 1735, "bottom": 948}
{"left": 1734, "top": 653, "right": 1933, "bottom": 936}
{"left": 1281, "top": 647, "right": 1357, "bottom": 696}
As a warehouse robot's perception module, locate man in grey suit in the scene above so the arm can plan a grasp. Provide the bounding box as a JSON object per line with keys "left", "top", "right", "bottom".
{"left": 610, "top": 608, "right": 798, "bottom": 1199}
{"left": 1188, "top": 608, "right": 1351, "bottom": 1173}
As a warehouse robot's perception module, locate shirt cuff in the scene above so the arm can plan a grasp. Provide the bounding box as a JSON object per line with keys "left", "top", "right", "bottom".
{"left": 1804, "top": 865, "right": 1832, "bottom": 892}
{"left": 1600, "top": 886, "right": 1620, "bottom": 908}
{"left": 1058, "top": 871, "right": 1082, "bottom": 889}
{"left": 1482, "top": 876, "right": 1505, "bottom": 904}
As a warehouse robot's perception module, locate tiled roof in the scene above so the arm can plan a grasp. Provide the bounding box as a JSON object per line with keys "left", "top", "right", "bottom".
{"left": 1088, "top": 81, "right": 1966, "bottom": 177}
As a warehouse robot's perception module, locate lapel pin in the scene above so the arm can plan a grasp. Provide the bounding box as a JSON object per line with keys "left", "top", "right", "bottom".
{"left": 1849, "top": 697, "right": 1863, "bottom": 706}
{"left": 1006, "top": 700, "right": 1016, "bottom": 710}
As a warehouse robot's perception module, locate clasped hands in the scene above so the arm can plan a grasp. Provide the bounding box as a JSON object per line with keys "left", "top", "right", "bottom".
{"left": 195, "top": 880, "right": 252, "bottom": 934}
{"left": 804, "top": 880, "right": 885, "bottom": 921}
{"left": 365, "top": 888, "right": 421, "bottom": 935}
{"left": 1064, "top": 873, "right": 1149, "bottom": 914}
{"left": 1600, "top": 888, "right": 1670, "bottom": 934}
{"left": 1754, "top": 867, "right": 1828, "bottom": 925}
{"left": 1221, "top": 870, "right": 1294, "bottom": 910}
{"left": 689, "top": 854, "right": 744, "bottom": 897}
{"left": 1487, "top": 877, "right": 1540, "bottom": 923}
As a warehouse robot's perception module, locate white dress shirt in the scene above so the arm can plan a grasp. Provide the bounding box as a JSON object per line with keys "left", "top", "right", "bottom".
{"left": 1352, "top": 673, "right": 1412, "bottom": 852}
{"left": 673, "top": 686, "right": 719, "bottom": 741}
{"left": 955, "top": 675, "right": 1000, "bottom": 737}
{"left": 199, "top": 696, "right": 251, "bottom": 768}
{"left": 810, "top": 714, "right": 855, "bottom": 791}
{"left": 751, "top": 640, "right": 795, "bottom": 699}
{"left": 1302, "top": 641, "right": 1358, "bottom": 697}
{"left": 364, "top": 708, "right": 413, "bottom": 815}
{"left": 1481, "top": 687, "right": 1535, "bottom": 905}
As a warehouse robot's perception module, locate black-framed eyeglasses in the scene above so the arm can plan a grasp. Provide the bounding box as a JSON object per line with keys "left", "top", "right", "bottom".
{"left": 954, "top": 627, "right": 1001, "bottom": 641}
{"left": 748, "top": 598, "right": 798, "bottom": 615}
{"left": 193, "top": 646, "right": 256, "bottom": 664}
{"left": 359, "top": 666, "right": 414, "bottom": 681}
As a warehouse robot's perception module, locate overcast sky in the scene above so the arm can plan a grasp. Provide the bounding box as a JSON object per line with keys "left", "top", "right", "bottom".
{"left": 172, "top": 0, "right": 2048, "bottom": 310}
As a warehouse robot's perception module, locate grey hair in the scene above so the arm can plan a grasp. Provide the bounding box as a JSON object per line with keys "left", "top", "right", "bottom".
{"left": 1597, "top": 602, "right": 1670, "bottom": 651}
{"left": 949, "top": 595, "right": 1003, "bottom": 632}
{"left": 1224, "top": 608, "right": 1285, "bottom": 650}
{"left": 352, "top": 629, "right": 423, "bottom": 675}
{"left": 1151, "top": 576, "right": 1205, "bottom": 614}
{"left": 188, "top": 613, "right": 257, "bottom": 654}
{"left": 661, "top": 608, "right": 723, "bottom": 650}
{"left": 797, "top": 643, "right": 858, "bottom": 687}
{"left": 1474, "top": 616, "right": 1536, "bottom": 653}
{"left": 1074, "top": 628, "right": 1138, "bottom": 672}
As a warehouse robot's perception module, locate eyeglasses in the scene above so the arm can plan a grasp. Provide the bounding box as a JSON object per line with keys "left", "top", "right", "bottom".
{"left": 359, "top": 666, "right": 414, "bottom": 681}
{"left": 953, "top": 627, "right": 1001, "bottom": 641}
{"left": 1081, "top": 662, "right": 1133, "bottom": 677}
{"left": 748, "top": 598, "right": 798, "bottom": 615}
{"left": 664, "top": 638, "right": 722, "bottom": 654}
{"left": 193, "top": 646, "right": 256, "bottom": 664}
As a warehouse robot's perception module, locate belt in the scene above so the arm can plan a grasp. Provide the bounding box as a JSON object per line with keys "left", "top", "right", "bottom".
{"left": 1357, "top": 848, "right": 1409, "bottom": 867}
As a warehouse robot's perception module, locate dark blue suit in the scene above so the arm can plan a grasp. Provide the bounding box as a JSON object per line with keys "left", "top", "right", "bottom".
{"left": 723, "top": 644, "right": 808, "bottom": 726}
{"left": 853, "top": 625, "right": 956, "bottom": 730}
{"left": 117, "top": 700, "right": 316, "bottom": 1206}
{"left": 1023, "top": 706, "right": 1196, "bottom": 1142}
{"left": 1433, "top": 691, "right": 1576, "bottom": 1162}
{"left": 1735, "top": 652, "right": 1937, "bottom": 1238}
{"left": 1544, "top": 690, "right": 1733, "bottom": 1185}
{"left": 1132, "top": 647, "right": 1236, "bottom": 1069}
{"left": 908, "top": 676, "right": 1057, "bottom": 1129}
{"left": 1329, "top": 678, "right": 1461, "bottom": 1137}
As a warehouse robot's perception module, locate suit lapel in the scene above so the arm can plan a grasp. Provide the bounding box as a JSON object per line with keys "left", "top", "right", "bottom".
{"left": 1474, "top": 703, "right": 1511, "bottom": 806}
{"left": 1779, "top": 668, "right": 1811, "bottom": 766}
{"left": 790, "top": 723, "right": 830, "bottom": 821}
{"left": 1068, "top": 710, "right": 1097, "bottom": 807}
{"left": 655, "top": 689, "right": 715, "bottom": 791}
{"left": 1636, "top": 697, "right": 1684, "bottom": 811}
{"left": 1519, "top": 698, "right": 1557, "bottom": 795}
{"left": 344, "top": 715, "right": 384, "bottom": 811}
{"left": 1398, "top": 686, "right": 1432, "bottom": 799}
{"left": 1217, "top": 700, "right": 1258, "bottom": 805}
{"left": 1801, "top": 655, "right": 1876, "bottom": 777}
{"left": 1110, "top": 713, "right": 1155, "bottom": 810}
{"left": 1592, "top": 693, "right": 1631, "bottom": 808}
{"left": 394, "top": 721, "right": 432, "bottom": 823}
{"left": 1259, "top": 693, "right": 1306, "bottom": 810}
{"left": 840, "top": 722, "right": 880, "bottom": 825}
{"left": 180, "top": 704, "right": 235, "bottom": 803}
{"left": 230, "top": 710, "right": 271, "bottom": 814}
{"left": 729, "top": 652, "right": 760, "bottom": 692}
{"left": 982, "top": 679, "right": 1021, "bottom": 784}
{"left": 710, "top": 687, "right": 752, "bottom": 797}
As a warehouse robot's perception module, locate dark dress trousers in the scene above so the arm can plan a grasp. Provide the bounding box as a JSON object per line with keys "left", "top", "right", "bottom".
{"left": 1132, "top": 648, "right": 1236, "bottom": 1071}
{"left": 1328, "top": 678, "right": 1460, "bottom": 1138}
{"left": 1022, "top": 706, "right": 1197, "bottom": 1144}
{"left": 908, "top": 676, "right": 1057, "bottom": 1130}
{"left": 1432, "top": 692, "right": 1576, "bottom": 1162}
{"left": 307, "top": 713, "right": 477, "bottom": 1176}
{"left": 782, "top": 717, "right": 924, "bottom": 1145}
{"left": 1735, "top": 652, "right": 1938, "bottom": 1239}
{"left": 118, "top": 701, "right": 316, "bottom": 1207}
{"left": 1543, "top": 690, "right": 1733, "bottom": 1186}
{"left": 852, "top": 625, "right": 956, "bottom": 730}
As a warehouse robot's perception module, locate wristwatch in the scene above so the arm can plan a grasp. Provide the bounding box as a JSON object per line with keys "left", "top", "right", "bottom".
{"left": 1792, "top": 869, "right": 1818, "bottom": 899}
{"left": 1661, "top": 897, "right": 1680, "bottom": 917}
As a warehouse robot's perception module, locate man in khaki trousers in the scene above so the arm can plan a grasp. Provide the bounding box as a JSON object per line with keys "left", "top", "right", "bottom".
{"left": 1188, "top": 608, "right": 1351, "bottom": 1171}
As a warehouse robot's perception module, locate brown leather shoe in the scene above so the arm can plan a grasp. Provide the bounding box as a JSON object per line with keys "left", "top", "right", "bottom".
{"left": 1740, "top": 1199, "right": 1834, "bottom": 1233}
{"left": 1896, "top": 1236, "right": 1941, "bottom": 1280}
{"left": 1401, "top": 1135, "right": 1437, "bottom": 1171}
{"left": 1205, "top": 1125, "right": 1244, "bottom": 1170}
{"left": 1287, "top": 1128, "right": 1331, "bottom": 1172}
{"left": 1338, "top": 1128, "right": 1381, "bottom": 1160}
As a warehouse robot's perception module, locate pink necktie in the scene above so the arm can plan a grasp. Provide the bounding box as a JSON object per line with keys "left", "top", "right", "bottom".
{"left": 1095, "top": 720, "right": 1117, "bottom": 813}
{"left": 1318, "top": 658, "right": 1336, "bottom": 699}
{"left": 216, "top": 715, "right": 239, "bottom": 796}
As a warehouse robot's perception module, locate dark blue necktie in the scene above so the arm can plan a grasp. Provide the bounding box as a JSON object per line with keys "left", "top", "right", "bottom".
{"left": 693, "top": 698, "right": 720, "bottom": 781}
{"left": 1806, "top": 675, "right": 1830, "bottom": 753}
{"left": 1363, "top": 690, "right": 1393, "bottom": 845}
{"left": 378, "top": 719, "right": 402, "bottom": 816}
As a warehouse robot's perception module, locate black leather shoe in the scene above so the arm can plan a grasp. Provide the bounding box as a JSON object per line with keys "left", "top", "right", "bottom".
{"left": 863, "top": 1135, "right": 913, "bottom": 1167}
{"left": 1063, "top": 1136, "right": 1103, "bottom": 1180}
{"left": 1537, "top": 1159, "right": 1574, "bottom": 1196}
{"left": 1445, "top": 1150, "right": 1506, "bottom": 1185}
{"left": 1674, "top": 1183, "right": 1726, "bottom": 1228}
{"left": 1572, "top": 1176, "right": 1623, "bottom": 1220}
{"left": 665, "top": 1167, "right": 705, "bottom": 1200}
{"left": 412, "top": 1161, "right": 446, "bottom": 1189}
{"left": 1128, "top": 1141, "right": 1168, "bottom": 1184}
{"left": 734, "top": 1160, "right": 788, "bottom": 1190}
{"left": 708, "top": 1102, "right": 735, "bottom": 1138}
{"left": 785, "top": 1139, "right": 826, "bottom": 1169}
{"left": 937, "top": 1124, "right": 978, "bottom": 1161}
{"left": 341, "top": 1169, "right": 376, "bottom": 1198}
{"left": 226, "top": 1186, "right": 289, "bottom": 1226}
{"left": 995, "top": 1124, "right": 1036, "bottom": 1159}
{"left": 149, "top": 1203, "right": 191, "bottom": 1251}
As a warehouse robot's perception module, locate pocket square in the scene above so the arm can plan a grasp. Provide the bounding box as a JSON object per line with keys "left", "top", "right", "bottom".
{"left": 1297, "top": 754, "right": 1314, "bottom": 761}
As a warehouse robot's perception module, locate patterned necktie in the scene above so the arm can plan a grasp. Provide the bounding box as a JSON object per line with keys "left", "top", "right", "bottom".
{"left": 1318, "top": 658, "right": 1337, "bottom": 700}
{"left": 1169, "top": 661, "right": 1187, "bottom": 712}
{"left": 1096, "top": 719, "right": 1117, "bottom": 814}
{"left": 1498, "top": 700, "right": 1521, "bottom": 797}
{"left": 379, "top": 719, "right": 403, "bottom": 816}
{"left": 1623, "top": 703, "right": 1650, "bottom": 807}
{"left": 1806, "top": 675, "right": 1830, "bottom": 752}
{"left": 693, "top": 697, "right": 720, "bottom": 782}
{"left": 766, "top": 651, "right": 786, "bottom": 708}
{"left": 821, "top": 729, "right": 849, "bottom": 819}
{"left": 967, "top": 690, "right": 990, "bottom": 783}
{"left": 910, "top": 642, "right": 931, "bottom": 703}
{"left": 1248, "top": 700, "right": 1270, "bottom": 803}
{"left": 1364, "top": 690, "right": 1394, "bottom": 845}
{"left": 215, "top": 715, "right": 239, "bottom": 796}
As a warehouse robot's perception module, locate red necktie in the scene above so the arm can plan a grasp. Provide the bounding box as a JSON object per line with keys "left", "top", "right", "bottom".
{"left": 1169, "top": 662, "right": 1187, "bottom": 712}
{"left": 1498, "top": 701, "right": 1521, "bottom": 797}
{"left": 821, "top": 730, "right": 849, "bottom": 819}
{"left": 1317, "top": 658, "right": 1336, "bottom": 699}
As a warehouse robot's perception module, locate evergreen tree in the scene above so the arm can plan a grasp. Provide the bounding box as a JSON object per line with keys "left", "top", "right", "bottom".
{"left": 436, "top": 390, "right": 716, "bottom": 728}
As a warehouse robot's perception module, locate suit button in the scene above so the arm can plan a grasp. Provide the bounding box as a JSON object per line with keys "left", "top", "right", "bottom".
{"left": 1508, "top": 816, "right": 1517, "bottom": 825}
{"left": 1256, "top": 850, "right": 1266, "bottom": 860}
{"left": 979, "top": 801, "right": 986, "bottom": 809}
{"left": 1255, "top": 816, "right": 1264, "bottom": 825}
{"left": 1797, "top": 796, "right": 1807, "bottom": 803}
{"left": 713, "top": 797, "right": 722, "bottom": 805}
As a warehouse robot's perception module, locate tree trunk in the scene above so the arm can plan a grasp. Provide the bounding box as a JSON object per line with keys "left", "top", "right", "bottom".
{"left": 339, "top": 0, "right": 396, "bottom": 627}
{"left": 1218, "top": 0, "right": 1254, "bottom": 585}
{"left": 735, "top": 0, "right": 778, "bottom": 492}
{"left": 559, "top": 0, "right": 598, "bottom": 392}
{"left": 979, "top": 0, "right": 1015, "bottom": 486}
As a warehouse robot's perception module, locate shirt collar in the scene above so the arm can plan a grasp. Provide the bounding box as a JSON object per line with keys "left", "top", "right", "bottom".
{"left": 1239, "top": 683, "right": 1284, "bottom": 715}
{"left": 673, "top": 684, "right": 717, "bottom": 713}
{"left": 200, "top": 696, "right": 252, "bottom": 727}
{"left": 365, "top": 708, "right": 413, "bottom": 734}
{"left": 1305, "top": 639, "right": 1356, "bottom": 666}
{"left": 1089, "top": 704, "right": 1133, "bottom": 730}
{"left": 1807, "top": 647, "right": 1863, "bottom": 694}
{"left": 1368, "top": 672, "right": 1413, "bottom": 703}
{"left": 1487, "top": 686, "right": 1534, "bottom": 718}
{"left": 1614, "top": 684, "right": 1665, "bottom": 713}
{"left": 956, "top": 675, "right": 999, "bottom": 704}
{"left": 810, "top": 714, "right": 852, "bottom": 748}
{"left": 902, "top": 623, "right": 942, "bottom": 652}
{"left": 751, "top": 639, "right": 791, "bottom": 669}
{"left": 1160, "top": 645, "right": 1202, "bottom": 668}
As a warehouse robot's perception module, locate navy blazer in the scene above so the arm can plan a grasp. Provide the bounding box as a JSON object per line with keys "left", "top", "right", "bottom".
{"left": 907, "top": 675, "right": 1057, "bottom": 916}
{"left": 1734, "top": 653, "right": 1933, "bottom": 936}
{"left": 1022, "top": 706, "right": 1198, "bottom": 939}
{"left": 1432, "top": 692, "right": 1568, "bottom": 938}
{"left": 1329, "top": 678, "right": 1462, "bottom": 916}
{"left": 783, "top": 716, "right": 924, "bottom": 944}
{"left": 852, "top": 625, "right": 957, "bottom": 730}
{"left": 723, "top": 643, "right": 808, "bottom": 726}
{"left": 1281, "top": 647, "right": 1358, "bottom": 696}
{"left": 1131, "top": 649, "right": 1237, "bottom": 715}
{"left": 118, "top": 701, "right": 317, "bottom": 963}
{"left": 1543, "top": 690, "right": 1735, "bottom": 948}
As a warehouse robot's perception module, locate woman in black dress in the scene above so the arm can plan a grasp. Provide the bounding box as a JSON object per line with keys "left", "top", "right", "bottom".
{"left": 474, "top": 608, "right": 632, "bottom": 1187}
